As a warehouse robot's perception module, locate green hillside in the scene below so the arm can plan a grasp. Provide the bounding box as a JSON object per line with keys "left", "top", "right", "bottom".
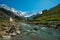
{"left": 29, "top": 4, "right": 60, "bottom": 23}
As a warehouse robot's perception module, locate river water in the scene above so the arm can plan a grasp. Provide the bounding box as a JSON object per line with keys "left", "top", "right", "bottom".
{"left": 11, "top": 22, "right": 60, "bottom": 40}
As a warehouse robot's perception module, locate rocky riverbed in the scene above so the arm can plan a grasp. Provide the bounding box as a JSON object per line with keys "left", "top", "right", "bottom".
{"left": 0, "top": 22, "right": 60, "bottom": 40}
{"left": 9, "top": 22, "right": 60, "bottom": 40}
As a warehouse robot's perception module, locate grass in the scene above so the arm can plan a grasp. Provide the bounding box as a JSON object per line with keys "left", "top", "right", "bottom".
{"left": 28, "top": 4, "right": 60, "bottom": 23}
{"left": 0, "top": 18, "right": 8, "bottom": 22}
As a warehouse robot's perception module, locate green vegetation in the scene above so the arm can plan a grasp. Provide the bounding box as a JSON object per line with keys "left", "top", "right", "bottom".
{"left": 0, "top": 18, "right": 9, "bottom": 22}
{"left": 29, "top": 4, "right": 60, "bottom": 23}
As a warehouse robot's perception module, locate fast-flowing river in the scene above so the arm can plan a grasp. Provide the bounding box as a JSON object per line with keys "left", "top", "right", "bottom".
{"left": 11, "top": 22, "right": 60, "bottom": 40}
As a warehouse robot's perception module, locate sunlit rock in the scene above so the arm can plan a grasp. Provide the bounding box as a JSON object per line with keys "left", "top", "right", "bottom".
{"left": 41, "top": 27, "right": 46, "bottom": 29}
{"left": 9, "top": 32, "right": 17, "bottom": 36}
{"left": 2, "top": 35, "right": 11, "bottom": 40}
{"left": 10, "top": 17, "right": 14, "bottom": 22}
{"left": 27, "top": 30, "right": 31, "bottom": 32}
{"left": 31, "top": 33, "right": 36, "bottom": 35}
{"left": 12, "top": 32, "right": 17, "bottom": 35}
{"left": 16, "top": 30, "right": 20, "bottom": 34}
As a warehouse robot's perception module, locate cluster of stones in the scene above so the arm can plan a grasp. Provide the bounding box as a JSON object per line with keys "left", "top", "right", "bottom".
{"left": 0, "top": 22, "right": 20, "bottom": 40}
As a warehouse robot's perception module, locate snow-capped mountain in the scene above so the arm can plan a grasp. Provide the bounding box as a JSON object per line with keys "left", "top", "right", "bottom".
{"left": 0, "top": 4, "right": 42, "bottom": 19}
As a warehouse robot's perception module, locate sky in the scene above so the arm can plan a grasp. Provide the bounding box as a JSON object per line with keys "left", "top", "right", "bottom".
{"left": 0, "top": 0, "right": 60, "bottom": 12}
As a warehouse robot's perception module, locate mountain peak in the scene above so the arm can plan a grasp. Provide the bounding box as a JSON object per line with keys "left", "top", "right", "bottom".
{"left": 0, "top": 4, "right": 42, "bottom": 19}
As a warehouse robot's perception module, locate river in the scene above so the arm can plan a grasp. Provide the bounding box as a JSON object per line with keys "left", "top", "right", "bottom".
{"left": 9, "top": 22, "right": 60, "bottom": 40}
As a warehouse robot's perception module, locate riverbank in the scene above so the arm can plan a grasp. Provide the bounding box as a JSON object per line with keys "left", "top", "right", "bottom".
{"left": 0, "top": 21, "right": 20, "bottom": 40}
{"left": 26, "top": 21, "right": 60, "bottom": 30}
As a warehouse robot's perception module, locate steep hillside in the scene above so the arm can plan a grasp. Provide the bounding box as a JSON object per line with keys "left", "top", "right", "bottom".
{"left": 29, "top": 4, "right": 60, "bottom": 23}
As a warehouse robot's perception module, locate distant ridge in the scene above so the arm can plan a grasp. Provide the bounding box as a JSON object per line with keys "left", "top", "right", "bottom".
{"left": 29, "top": 4, "right": 60, "bottom": 22}
{"left": 0, "top": 4, "right": 42, "bottom": 20}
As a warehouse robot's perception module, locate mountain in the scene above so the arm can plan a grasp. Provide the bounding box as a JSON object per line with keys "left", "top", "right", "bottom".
{"left": 28, "top": 4, "right": 60, "bottom": 22}
{"left": 0, "top": 4, "right": 42, "bottom": 20}
{"left": 0, "top": 4, "right": 60, "bottom": 22}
